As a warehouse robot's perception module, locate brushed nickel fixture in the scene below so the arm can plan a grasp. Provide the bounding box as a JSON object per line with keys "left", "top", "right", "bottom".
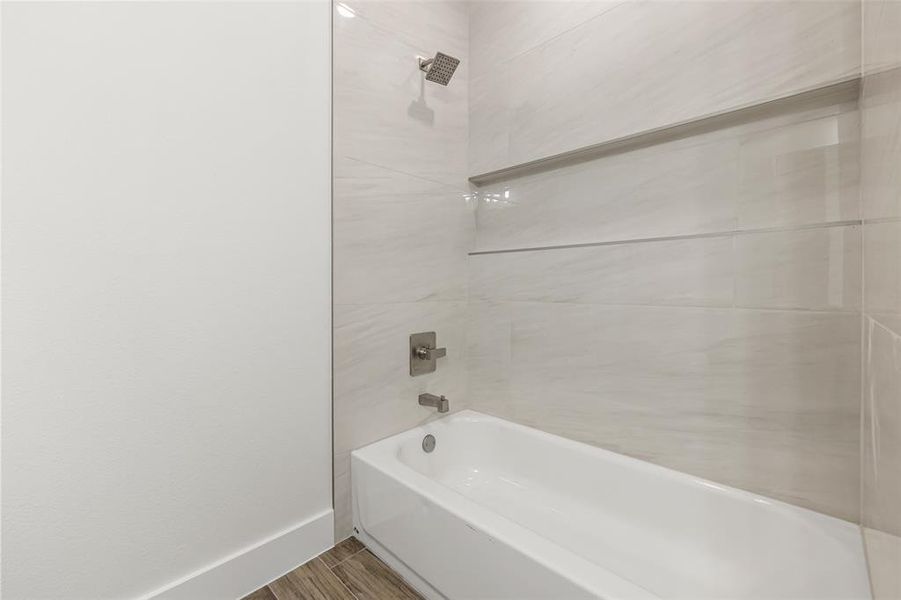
{"left": 418, "top": 393, "right": 449, "bottom": 413}
{"left": 418, "top": 52, "right": 460, "bottom": 86}
{"left": 422, "top": 434, "right": 437, "bottom": 453}
{"left": 410, "top": 331, "right": 446, "bottom": 376}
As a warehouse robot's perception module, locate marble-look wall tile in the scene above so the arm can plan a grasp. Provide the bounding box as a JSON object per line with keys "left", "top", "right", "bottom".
{"left": 465, "top": 301, "right": 512, "bottom": 409}
{"left": 472, "top": 226, "right": 862, "bottom": 313}
{"left": 863, "top": 528, "right": 901, "bottom": 600}
{"left": 474, "top": 103, "right": 859, "bottom": 252}
{"left": 862, "top": 1, "right": 901, "bottom": 592}
{"left": 342, "top": 0, "right": 467, "bottom": 58}
{"left": 861, "top": 68, "right": 901, "bottom": 222}
{"left": 470, "top": 302, "right": 861, "bottom": 521}
{"left": 468, "top": 85, "right": 862, "bottom": 524}
{"left": 474, "top": 132, "right": 738, "bottom": 251}
{"left": 333, "top": 1, "right": 469, "bottom": 540}
{"left": 470, "top": 0, "right": 860, "bottom": 174}
{"left": 334, "top": 3, "right": 467, "bottom": 187}
{"left": 470, "top": 237, "right": 733, "bottom": 307}
{"left": 734, "top": 226, "right": 861, "bottom": 312}
{"left": 333, "top": 451, "right": 353, "bottom": 541}
{"left": 469, "top": 71, "right": 511, "bottom": 177}
{"left": 736, "top": 108, "right": 860, "bottom": 229}
{"left": 468, "top": 1, "right": 623, "bottom": 79}
{"left": 333, "top": 301, "right": 469, "bottom": 536}
{"left": 864, "top": 221, "right": 901, "bottom": 333}
{"left": 863, "top": 320, "right": 901, "bottom": 536}
{"left": 334, "top": 157, "right": 473, "bottom": 304}
{"left": 862, "top": 0, "right": 901, "bottom": 76}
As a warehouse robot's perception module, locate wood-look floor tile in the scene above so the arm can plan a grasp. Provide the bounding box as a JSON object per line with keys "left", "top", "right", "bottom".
{"left": 268, "top": 559, "right": 356, "bottom": 600}
{"left": 320, "top": 536, "right": 365, "bottom": 568}
{"left": 332, "top": 550, "right": 422, "bottom": 600}
{"left": 241, "top": 586, "right": 278, "bottom": 600}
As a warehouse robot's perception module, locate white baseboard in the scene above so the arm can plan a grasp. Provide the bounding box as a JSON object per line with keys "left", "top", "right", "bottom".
{"left": 141, "top": 509, "right": 334, "bottom": 600}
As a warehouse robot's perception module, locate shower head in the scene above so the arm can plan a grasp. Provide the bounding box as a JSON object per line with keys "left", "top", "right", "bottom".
{"left": 418, "top": 52, "right": 460, "bottom": 86}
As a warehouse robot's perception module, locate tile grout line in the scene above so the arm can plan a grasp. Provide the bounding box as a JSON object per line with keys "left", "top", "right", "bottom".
{"left": 265, "top": 583, "right": 285, "bottom": 600}
{"left": 340, "top": 155, "right": 471, "bottom": 194}
{"left": 322, "top": 544, "right": 367, "bottom": 571}
{"left": 259, "top": 542, "right": 367, "bottom": 600}
{"left": 468, "top": 300, "right": 862, "bottom": 315}
{"left": 318, "top": 556, "right": 361, "bottom": 600}
{"left": 469, "top": 219, "right": 863, "bottom": 256}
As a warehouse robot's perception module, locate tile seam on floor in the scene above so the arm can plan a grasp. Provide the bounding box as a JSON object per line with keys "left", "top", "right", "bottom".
{"left": 318, "top": 556, "right": 361, "bottom": 600}
{"left": 320, "top": 545, "right": 366, "bottom": 571}
{"left": 264, "top": 583, "right": 285, "bottom": 600}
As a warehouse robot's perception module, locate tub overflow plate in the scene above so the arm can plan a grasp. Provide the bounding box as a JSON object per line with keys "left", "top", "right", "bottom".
{"left": 422, "top": 434, "right": 436, "bottom": 453}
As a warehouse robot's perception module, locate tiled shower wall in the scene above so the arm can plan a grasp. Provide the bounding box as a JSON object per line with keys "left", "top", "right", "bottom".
{"left": 467, "top": 0, "right": 864, "bottom": 522}
{"left": 332, "top": 0, "right": 471, "bottom": 539}
{"left": 469, "top": 0, "right": 861, "bottom": 175}
{"left": 860, "top": 0, "right": 901, "bottom": 596}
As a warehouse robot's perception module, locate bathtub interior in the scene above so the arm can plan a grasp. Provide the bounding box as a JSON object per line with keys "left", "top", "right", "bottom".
{"left": 377, "top": 411, "right": 870, "bottom": 600}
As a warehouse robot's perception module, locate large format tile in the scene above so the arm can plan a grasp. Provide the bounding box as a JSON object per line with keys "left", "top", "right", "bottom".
{"left": 471, "top": 225, "right": 862, "bottom": 312}
{"left": 474, "top": 130, "right": 740, "bottom": 250}
{"left": 736, "top": 107, "right": 860, "bottom": 229}
{"left": 470, "top": 0, "right": 860, "bottom": 173}
{"left": 734, "top": 226, "right": 861, "bottom": 311}
{"left": 333, "top": 301, "right": 468, "bottom": 537}
{"left": 465, "top": 301, "right": 513, "bottom": 410}
{"left": 862, "top": 5, "right": 901, "bottom": 595}
{"left": 863, "top": 320, "right": 901, "bottom": 536}
{"left": 468, "top": 70, "right": 511, "bottom": 177}
{"left": 864, "top": 221, "right": 901, "bottom": 333}
{"left": 473, "top": 102, "right": 859, "bottom": 251}
{"left": 342, "top": 0, "right": 467, "bottom": 59}
{"left": 332, "top": 0, "right": 469, "bottom": 544}
{"left": 333, "top": 451, "right": 353, "bottom": 541}
{"left": 334, "top": 158, "right": 474, "bottom": 304}
{"left": 333, "top": 301, "right": 468, "bottom": 456}
{"left": 468, "top": 0, "right": 623, "bottom": 79}
{"left": 863, "top": 527, "right": 901, "bottom": 600}
{"left": 863, "top": 0, "right": 901, "bottom": 76}
{"left": 473, "top": 302, "right": 861, "bottom": 520}
{"left": 470, "top": 236, "right": 733, "bottom": 307}
{"left": 334, "top": 9, "right": 467, "bottom": 187}
{"left": 861, "top": 67, "right": 901, "bottom": 221}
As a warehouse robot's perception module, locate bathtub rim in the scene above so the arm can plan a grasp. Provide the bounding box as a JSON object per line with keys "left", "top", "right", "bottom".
{"left": 351, "top": 409, "right": 869, "bottom": 600}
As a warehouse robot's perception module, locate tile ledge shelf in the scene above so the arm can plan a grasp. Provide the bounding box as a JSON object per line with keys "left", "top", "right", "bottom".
{"left": 468, "top": 76, "right": 861, "bottom": 187}
{"left": 468, "top": 219, "right": 862, "bottom": 256}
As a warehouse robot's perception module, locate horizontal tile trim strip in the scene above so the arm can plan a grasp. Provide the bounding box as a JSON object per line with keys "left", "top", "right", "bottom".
{"left": 863, "top": 216, "right": 901, "bottom": 225}
{"left": 469, "top": 220, "right": 862, "bottom": 256}
{"left": 468, "top": 77, "right": 860, "bottom": 186}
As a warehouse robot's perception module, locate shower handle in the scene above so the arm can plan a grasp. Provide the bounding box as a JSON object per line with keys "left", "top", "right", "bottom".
{"left": 410, "top": 331, "right": 446, "bottom": 376}
{"left": 414, "top": 345, "right": 446, "bottom": 360}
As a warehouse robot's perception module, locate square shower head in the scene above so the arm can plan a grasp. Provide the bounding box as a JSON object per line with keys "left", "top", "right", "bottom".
{"left": 420, "top": 52, "right": 460, "bottom": 86}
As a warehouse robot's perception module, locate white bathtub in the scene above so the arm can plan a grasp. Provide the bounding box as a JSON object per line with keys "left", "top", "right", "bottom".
{"left": 351, "top": 410, "right": 871, "bottom": 600}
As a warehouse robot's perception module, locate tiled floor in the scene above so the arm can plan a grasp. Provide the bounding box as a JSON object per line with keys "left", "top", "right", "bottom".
{"left": 242, "top": 537, "right": 423, "bottom": 600}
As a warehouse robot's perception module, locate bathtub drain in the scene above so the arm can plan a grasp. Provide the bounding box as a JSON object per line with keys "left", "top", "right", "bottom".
{"left": 422, "top": 434, "right": 436, "bottom": 453}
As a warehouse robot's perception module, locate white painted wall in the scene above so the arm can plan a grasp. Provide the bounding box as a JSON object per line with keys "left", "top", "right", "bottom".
{"left": 1, "top": 2, "right": 332, "bottom": 598}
